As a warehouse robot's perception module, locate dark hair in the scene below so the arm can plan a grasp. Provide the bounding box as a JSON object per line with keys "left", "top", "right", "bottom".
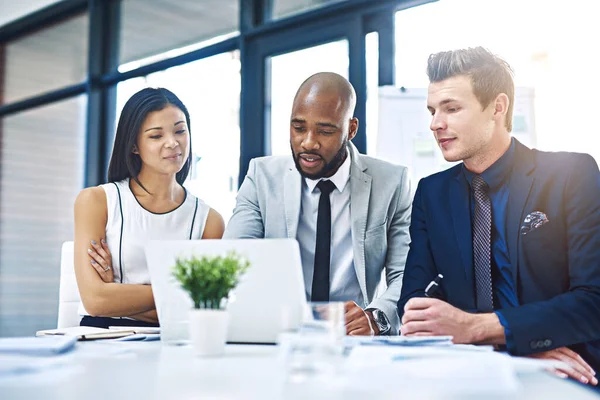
{"left": 427, "top": 47, "right": 515, "bottom": 132}
{"left": 107, "top": 87, "right": 192, "bottom": 187}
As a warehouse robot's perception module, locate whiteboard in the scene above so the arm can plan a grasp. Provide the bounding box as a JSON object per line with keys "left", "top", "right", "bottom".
{"left": 375, "top": 86, "right": 536, "bottom": 191}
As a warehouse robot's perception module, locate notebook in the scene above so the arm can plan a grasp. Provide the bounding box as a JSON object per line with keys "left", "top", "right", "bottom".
{"left": 36, "top": 326, "right": 134, "bottom": 340}
{"left": 108, "top": 326, "right": 160, "bottom": 335}
{"left": 110, "top": 334, "right": 161, "bottom": 342}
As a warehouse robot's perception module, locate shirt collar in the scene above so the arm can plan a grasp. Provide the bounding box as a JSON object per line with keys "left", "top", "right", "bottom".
{"left": 463, "top": 137, "right": 516, "bottom": 190}
{"left": 304, "top": 151, "right": 351, "bottom": 194}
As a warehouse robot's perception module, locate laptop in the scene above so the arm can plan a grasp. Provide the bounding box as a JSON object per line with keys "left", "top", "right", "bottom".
{"left": 145, "top": 239, "right": 307, "bottom": 344}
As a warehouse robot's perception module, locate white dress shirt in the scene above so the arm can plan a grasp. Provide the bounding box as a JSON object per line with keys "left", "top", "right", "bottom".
{"left": 296, "top": 155, "right": 364, "bottom": 306}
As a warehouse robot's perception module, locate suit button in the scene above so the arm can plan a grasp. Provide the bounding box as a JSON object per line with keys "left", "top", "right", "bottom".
{"left": 530, "top": 340, "right": 538, "bottom": 349}
{"left": 537, "top": 340, "right": 545, "bottom": 349}
{"left": 544, "top": 339, "right": 552, "bottom": 347}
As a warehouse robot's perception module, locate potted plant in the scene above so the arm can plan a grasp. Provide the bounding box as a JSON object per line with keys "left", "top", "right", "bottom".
{"left": 172, "top": 251, "right": 250, "bottom": 356}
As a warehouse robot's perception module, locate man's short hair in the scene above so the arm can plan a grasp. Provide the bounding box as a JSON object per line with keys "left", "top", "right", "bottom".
{"left": 427, "top": 47, "right": 515, "bottom": 132}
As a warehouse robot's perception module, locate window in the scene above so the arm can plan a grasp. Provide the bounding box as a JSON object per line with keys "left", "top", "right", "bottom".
{"left": 116, "top": 52, "right": 241, "bottom": 223}
{"left": 384, "top": 0, "right": 600, "bottom": 188}
{"left": 272, "top": 0, "right": 345, "bottom": 20}
{"left": 0, "top": 95, "right": 87, "bottom": 336}
{"left": 118, "top": 0, "right": 238, "bottom": 70}
{"left": 1, "top": 14, "right": 88, "bottom": 105}
{"left": 366, "top": 31, "right": 379, "bottom": 155}
{"left": 268, "top": 40, "right": 349, "bottom": 156}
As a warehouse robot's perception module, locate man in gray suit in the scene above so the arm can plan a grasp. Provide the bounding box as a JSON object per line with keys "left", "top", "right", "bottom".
{"left": 224, "top": 72, "right": 411, "bottom": 335}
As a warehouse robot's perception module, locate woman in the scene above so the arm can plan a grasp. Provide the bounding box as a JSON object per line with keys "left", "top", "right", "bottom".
{"left": 74, "top": 87, "right": 224, "bottom": 328}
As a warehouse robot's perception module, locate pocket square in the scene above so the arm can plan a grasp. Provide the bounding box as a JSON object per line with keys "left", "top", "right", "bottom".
{"left": 520, "top": 211, "right": 549, "bottom": 235}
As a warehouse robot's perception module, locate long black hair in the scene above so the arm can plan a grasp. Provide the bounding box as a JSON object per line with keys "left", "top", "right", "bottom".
{"left": 107, "top": 87, "right": 192, "bottom": 187}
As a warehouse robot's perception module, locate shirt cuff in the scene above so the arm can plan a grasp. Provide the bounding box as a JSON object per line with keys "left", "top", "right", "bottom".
{"left": 495, "top": 311, "right": 516, "bottom": 353}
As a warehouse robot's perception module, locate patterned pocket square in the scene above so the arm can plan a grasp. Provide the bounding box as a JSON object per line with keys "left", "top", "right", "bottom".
{"left": 520, "top": 211, "right": 549, "bottom": 235}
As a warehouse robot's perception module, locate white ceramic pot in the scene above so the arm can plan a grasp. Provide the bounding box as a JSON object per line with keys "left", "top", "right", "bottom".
{"left": 189, "top": 309, "right": 228, "bottom": 357}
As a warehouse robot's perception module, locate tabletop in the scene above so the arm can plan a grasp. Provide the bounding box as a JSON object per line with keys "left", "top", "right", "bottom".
{"left": 1, "top": 341, "right": 598, "bottom": 399}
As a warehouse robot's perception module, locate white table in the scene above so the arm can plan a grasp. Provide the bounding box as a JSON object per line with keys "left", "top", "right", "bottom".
{"left": 1, "top": 342, "right": 598, "bottom": 399}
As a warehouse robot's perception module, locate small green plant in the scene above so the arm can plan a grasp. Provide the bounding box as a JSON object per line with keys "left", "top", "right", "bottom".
{"left": 172, "top": 251, "right": 250, "bottom": 310}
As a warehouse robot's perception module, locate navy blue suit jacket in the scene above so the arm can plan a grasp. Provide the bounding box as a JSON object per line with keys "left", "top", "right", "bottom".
{"left": 399, "top": 139, "right": 600, "bottom": 370}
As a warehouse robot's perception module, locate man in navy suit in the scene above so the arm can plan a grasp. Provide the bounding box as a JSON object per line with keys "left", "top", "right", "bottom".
{"left": 399, "top": 47, "right": 600, "bottom": 387}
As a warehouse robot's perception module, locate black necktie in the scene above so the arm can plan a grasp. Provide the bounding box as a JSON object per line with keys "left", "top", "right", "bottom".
{"left": 311, "top": 179, "right": 336, "bottom": 302}
{"left": 472, "top": 175, "right": 494, "bottom": 312}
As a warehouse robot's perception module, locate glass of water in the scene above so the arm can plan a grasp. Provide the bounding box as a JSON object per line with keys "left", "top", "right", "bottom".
{"left": 301, "top": 302, "right": 345, "bottom": 345}
{"left": 281, "top": 302, "right": 345, "bottom": 382}
{"left": 159, "top": 300, "right": 189, "bottom": 345}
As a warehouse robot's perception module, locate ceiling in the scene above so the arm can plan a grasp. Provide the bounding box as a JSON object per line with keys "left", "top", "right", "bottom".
{"left": 0, "top": 0, "right": 343, "bottom": 30}
{"left": 0, "top": 0, "right": 63, "bottom": 28}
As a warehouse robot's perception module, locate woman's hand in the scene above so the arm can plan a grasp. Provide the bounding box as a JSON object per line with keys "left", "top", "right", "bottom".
{"left": 88, "top": 239, "right": 114, "bottom": 283}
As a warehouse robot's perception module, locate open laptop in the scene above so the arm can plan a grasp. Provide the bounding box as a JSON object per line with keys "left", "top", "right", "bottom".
{"left": 145, "top": 239, "right": 307, "bottom": 344}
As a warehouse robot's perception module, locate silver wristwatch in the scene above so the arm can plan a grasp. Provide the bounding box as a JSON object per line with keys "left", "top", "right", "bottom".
{"left": 367, "top": 308, "right": 391, "bottom": 335}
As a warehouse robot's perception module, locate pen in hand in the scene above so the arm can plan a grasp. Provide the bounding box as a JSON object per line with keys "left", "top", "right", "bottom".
{"left": 425, "top": 274, "right": 444, "bottom": 298}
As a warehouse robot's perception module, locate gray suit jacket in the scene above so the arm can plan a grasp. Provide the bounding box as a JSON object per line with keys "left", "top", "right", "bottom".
{"left": 224, "top": 143, "right": 411, "bottom": 333}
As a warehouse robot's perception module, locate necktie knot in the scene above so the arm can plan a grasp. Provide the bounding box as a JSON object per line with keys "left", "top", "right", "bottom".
{"left": 472, "top": 175, "right": 489, "bottom": 194}
{"left": 317, "top": 179, "right": 336, "bottom": 196}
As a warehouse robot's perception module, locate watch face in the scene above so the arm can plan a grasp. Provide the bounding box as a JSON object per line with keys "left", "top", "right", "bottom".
{"left": 373, "top": 310, "right": 390, "bottom": 333}
{"left": 373, "top": 310, "right": 381, "bottom": 322}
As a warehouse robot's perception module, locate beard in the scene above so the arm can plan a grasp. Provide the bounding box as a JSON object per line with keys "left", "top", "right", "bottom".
{"left": 291, "top": 140, "right": 349, "bottom": 180}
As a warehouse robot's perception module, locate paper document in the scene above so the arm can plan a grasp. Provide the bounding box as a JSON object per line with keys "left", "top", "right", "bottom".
{"left": 345, "top": 346, "right": 520, "bottom": 395}
{"left": 0, "top": 355, "right": 67, "bottom": 379}
{"left": 0, "top": 336, "right": 77, "bottom": 356}
{"left": 36, "top": 326, "right": 134, "bottom": 340}
{"left": 502, "top": 353, "right": 569, "bottom": 373}
{"left": 345, "top": 335, "right": 454, "bottom": 347}
{"left": 109, "top": 326, "right": 160, "bottom": 334}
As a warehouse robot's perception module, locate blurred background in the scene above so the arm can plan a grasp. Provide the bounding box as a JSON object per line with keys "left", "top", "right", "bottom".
{"left": 0, "top": 0, "right": 598, "bottom": 337}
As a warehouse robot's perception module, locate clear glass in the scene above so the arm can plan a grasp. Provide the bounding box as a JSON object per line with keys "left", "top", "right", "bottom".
{"left": 280, "top": 302, "right": 345, "bottom": 383}
{"left": 158, "top": 275, "right": 195, "bottom": 346}
{"left": 119, "top": 0, "right": 238, "bottom": 68}
{"left": 268, "top": 40, "right": 349, "bottom": 156}
{"left": 0, "top": 95, "right": 87, "bottom": 336}
{"left": 301, "top": 301, "right": 345, "bottom": 343}
{"left": 2, "top": 13, "right": 88, "bottom": 105}
{"left": 390, "top": 0, "right": 600, "bottom": 189}
{"left": 271, "top": 0, "right": 345, "bottom": 20}
{"left": 115, "top": 51, "right": 241, "bottom": 223}
{"left": 159, "top": 298, "right": 190, "bottom": 346}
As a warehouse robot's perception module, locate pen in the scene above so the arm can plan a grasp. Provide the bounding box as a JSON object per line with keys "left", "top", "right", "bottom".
{"left": 425, "top": 274, "right": 444, "bottom": 298}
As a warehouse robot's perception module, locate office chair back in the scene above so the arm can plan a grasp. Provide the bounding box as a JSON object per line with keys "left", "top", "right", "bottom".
{"left": 57, "top": 241, "right": 82, "bottom": 328}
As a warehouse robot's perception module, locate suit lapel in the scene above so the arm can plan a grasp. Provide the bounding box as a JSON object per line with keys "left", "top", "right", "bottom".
{"left": 507, "top": 141, "right": 536, "bottom": 284}
{"left": 283, "top": 165, "right": 302, "bottom": 239}
{"left": 450, "top": 172, "right": 474, "bottom": 289}
{"left": 349, "top": 144, "right": 370, "bottom": 299}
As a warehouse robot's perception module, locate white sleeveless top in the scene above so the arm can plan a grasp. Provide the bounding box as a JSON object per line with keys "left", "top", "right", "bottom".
{"left": 79, "top": 178, "right": 210, "bottom": 316}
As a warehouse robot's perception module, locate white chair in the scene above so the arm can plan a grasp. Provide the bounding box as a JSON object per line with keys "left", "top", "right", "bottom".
{"left": 57, "top": 241, "right": 82, "bottom": 328}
